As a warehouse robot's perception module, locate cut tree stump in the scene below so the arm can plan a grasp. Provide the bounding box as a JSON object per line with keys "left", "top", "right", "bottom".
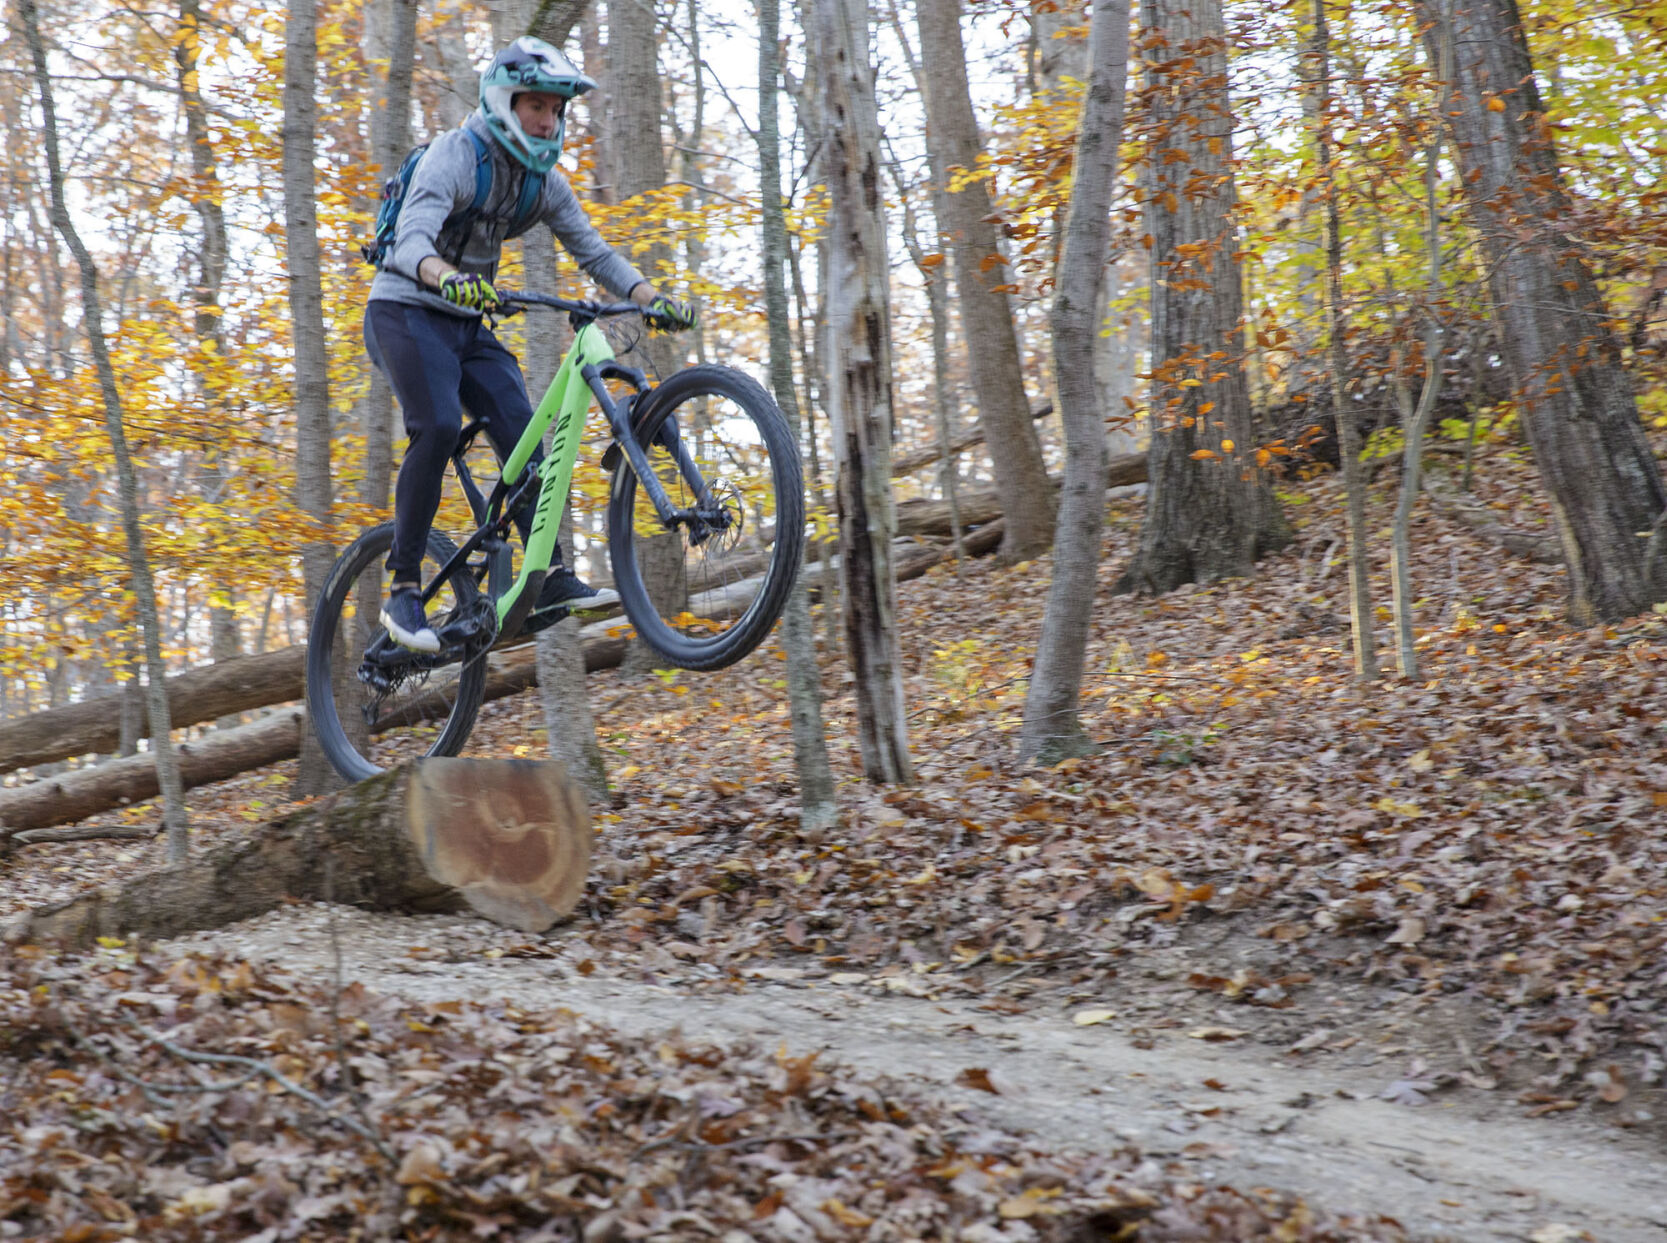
{"left": 4, "top": 757, "right": 592, "bottom": 947}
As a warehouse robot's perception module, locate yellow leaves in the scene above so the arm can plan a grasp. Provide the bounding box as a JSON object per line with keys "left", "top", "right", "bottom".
{"left": 1220, "top": 438, "right": 1235, "bottom": 452}
{"left": 1190, "top": 449, "right": 1219, "bottom": 460}
{"left": 999, "top": 1187, "right": 1063, "bottom": 1219}
{"left": 918, "top": 252, "right": 946, "bottom": 268}
{"left": 1374, "top": 796, "right": 1424, "bottom": 818}
{"left": 1072, "top": 1008, "right": 1118, "bottom": 1026}
{"left": 1487, "top": 96, "right": 1507, "bottom": 112}
{"left": 822, "top": 1200, "right": 875, "bottom": 1229}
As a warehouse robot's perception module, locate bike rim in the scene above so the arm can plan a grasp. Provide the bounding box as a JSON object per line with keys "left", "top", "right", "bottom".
{"left": 320, "top": 532, "right": 487, "bottom": 776}
{"left": 615, "top": 383, "right": 795, "bottom": 660}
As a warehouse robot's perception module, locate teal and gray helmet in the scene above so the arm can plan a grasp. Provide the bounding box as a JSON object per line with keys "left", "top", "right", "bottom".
{"left": 478, "top": 37, "right": 595, "bottom": 173}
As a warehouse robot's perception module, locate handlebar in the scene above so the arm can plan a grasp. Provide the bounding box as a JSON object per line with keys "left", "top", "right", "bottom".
{"left": 492, "top": 289, "right": 639, "bottom": 322}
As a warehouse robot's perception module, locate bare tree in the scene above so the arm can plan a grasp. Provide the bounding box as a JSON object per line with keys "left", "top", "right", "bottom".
{"left": 1314, "top": 0, "right": 1377, "bottom": 680}
{"left": 1415, "top": 0, "right": 1666, "bottom": 622}
{"left": 815, "top": 0, "right": 914, "bottom": 784}
{"left": 285, "top": 0, "right": 340, "bottom": 795}
{"left": 759, "top": 0, "right": 838, "bottom": 829}
{"left": 174, "top": 0, "right": 243, "bottom": 683}
{"left": 914, "top": 0, "right": 1055, "bottom": 562}
{"left": 1114, "top": 0, "right": 1288, "bottom": 596}
{"left": 362, "top": 0, "right": 418, "bottom": 512}
{"left": 608, "top": 0, "right": 691, "bottom": 675}
{"left": 1388, "top": 26, "right": 1448, "bottom": 681}
{"left": 1019, "top": 0, "right": 1131, "bottom": 764}
{"left": 21, "top": 0, "right": 189, "bottom": 858}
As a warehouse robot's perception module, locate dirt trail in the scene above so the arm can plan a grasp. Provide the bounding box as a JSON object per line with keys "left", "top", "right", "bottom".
{"left": 164, "top": 906, "right": 1667, "bottom": 1243}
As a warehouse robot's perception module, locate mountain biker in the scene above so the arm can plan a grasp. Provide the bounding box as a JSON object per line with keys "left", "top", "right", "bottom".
{"left": 365, "top": 35, "right": 696, "bottom": 653}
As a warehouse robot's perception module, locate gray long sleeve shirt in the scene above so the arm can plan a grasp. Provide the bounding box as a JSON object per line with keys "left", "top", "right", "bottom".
{"left": 368, "top": 112, "right": 645, "bottom": 317}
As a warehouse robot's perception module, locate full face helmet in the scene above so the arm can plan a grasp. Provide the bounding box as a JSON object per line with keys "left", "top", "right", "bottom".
{"left": 478, "top": 36, "right": 596, "bottom": 173}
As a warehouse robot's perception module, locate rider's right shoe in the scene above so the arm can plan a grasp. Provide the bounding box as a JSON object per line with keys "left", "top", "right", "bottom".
{"left": 380, "top": 587, "right": 440, "bottom": 653}
{"left": 534, "top": 565, "right": 621, "bottom": 614}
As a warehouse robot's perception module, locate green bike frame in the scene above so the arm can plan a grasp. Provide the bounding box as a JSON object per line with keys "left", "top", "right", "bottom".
{"left": 491, "top": 320, "right": 615, "bottom": 626}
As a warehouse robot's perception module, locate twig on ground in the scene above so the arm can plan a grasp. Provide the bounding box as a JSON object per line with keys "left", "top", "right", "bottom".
{"left": 124, "top": 1015, "right": 397, "bottom": 1161}
{"left": 325, "top": 867, "right": 387, "bottom": 1155}
{"left": 633, "top": 1130, "right": 855, "bottom": 1162}
{"left": 65, "top": 1020, "right": 264, "bottom": 1106}
{"left": 8, "top": 824, "right": 155, "bottom": 846}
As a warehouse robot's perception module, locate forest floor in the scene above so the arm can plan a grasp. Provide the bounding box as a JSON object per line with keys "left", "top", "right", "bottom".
{"left": 4, "top": 446, "right": 1666, "bottom": 1240}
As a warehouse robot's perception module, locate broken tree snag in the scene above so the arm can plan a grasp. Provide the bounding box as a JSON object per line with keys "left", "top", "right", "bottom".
{"left": 6, "top": 757, "right": 593, "bottom": 948}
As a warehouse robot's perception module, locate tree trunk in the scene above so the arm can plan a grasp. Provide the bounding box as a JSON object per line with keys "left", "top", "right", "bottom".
{"left": 177, "top": 0, "right": 242, "bottom": 703}
{"left": 759, "top": 0, "right": 837, "bottom": 830}
{"left": 362, "top": 0, "right": 417, "bottom": 515}
{"left": 431, "top": 0, "right": 483, "bottom": 128}
{"left": 523, "top": 211, "right": 609, "bottom": 804}
{"left": 915, "top": 0, "right": 1055, "bottom": 562}
{"left": 888, "top": 158, "right": 967, "bottom": 574}
{"left": 1414, "top": 0, "right": 1666, "bottom": 622}
{"left": 6, "top": 759, "right": 592, "bottom": 947}
{"left": 21, "top": 0, "right": 190, "bottom": 860}
{"left": 1389, "top": 31, "right": 1447, "bottom": 681}
{"left": 607, "top": 0, "right": 690, "bottom": 676}
{"left": 1019, "top": 0, "right": 1130, "bottom": 765}
{"left": 527, "top": 0, "right": 592, "bottom": 47}
{"left": 285, "top": 0, "right": 340, "bottom": 795}
{"left": 1315, "top": 0, "right": 1378, "bottom": 680}
{"left": 815, "top": 0, "right": 914, "bottom": 784}
{"left": 1114, "top": 0, "right": 1288, "bottom": 595}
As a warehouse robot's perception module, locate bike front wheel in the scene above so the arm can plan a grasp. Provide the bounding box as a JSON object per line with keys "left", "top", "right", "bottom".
{"left": 305, "top": 522, "right": 490, "bottom": 783}
{"left": 607, "top": 364, "right": 805, "bottom": 671}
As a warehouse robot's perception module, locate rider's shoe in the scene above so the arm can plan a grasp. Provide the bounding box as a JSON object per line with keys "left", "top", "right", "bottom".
{"left": 380, "top": 587, "right": 440, "bottom": 653}
{"left": 534, "top": 566, "right": 620, "bottom": 614}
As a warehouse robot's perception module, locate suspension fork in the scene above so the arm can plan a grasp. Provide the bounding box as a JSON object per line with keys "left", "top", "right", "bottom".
{"left": 585, "top": 364, "right": 716, "bottom": 522}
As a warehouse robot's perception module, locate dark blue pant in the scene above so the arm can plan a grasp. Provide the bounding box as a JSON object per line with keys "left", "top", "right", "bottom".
{"left": 364, "top": 301, "right": 543, "bottom": 582}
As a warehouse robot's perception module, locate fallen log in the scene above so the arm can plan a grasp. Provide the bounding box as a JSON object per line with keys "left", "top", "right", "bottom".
{"left": 0, "top": 635, "right": 624, "bottom": 837}
{"left": 0, "top": 646, "right": 306, "bottom": 776}
{"left": 4, "top": 757, "right": 592, "bottom": 947}
{"left": 0, "top": 464, "right": 1149, "bottom": 783}
{"left": 1423, "top": 475, "right": 1563, "bottom": 564}
{"left": 0, "top": 524, "right": 1008, "bottom": 833}
{"left": 890, "top": 401, "right": 1055, "bottom": 476}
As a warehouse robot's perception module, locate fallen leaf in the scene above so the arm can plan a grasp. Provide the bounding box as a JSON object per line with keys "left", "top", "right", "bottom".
{"left": 1187, "top": 1027, "right": 1247, "bottom": 1042}
{"left": 956, "top": 1066, "right": 1000, "bottom": 1094}
{"left": 1072, "top": 1008, "right": 1118, "bottom": 1026}
{"left": 1386, "top": 916, "right": 1426, "bottom": 945}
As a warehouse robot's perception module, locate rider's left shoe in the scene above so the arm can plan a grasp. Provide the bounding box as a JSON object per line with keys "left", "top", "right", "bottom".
{"left": 534, "top": 564, "right": 620, "bottom": 614}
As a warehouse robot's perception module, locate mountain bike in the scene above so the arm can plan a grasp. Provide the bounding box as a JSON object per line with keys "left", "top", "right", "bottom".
{"left": 305, "top": 291, "right": 805, "bottom": 783}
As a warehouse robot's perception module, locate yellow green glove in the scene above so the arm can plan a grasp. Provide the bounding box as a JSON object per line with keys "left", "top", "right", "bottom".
{"left": 439, "top": 271, "right": 501, "bottom": 311}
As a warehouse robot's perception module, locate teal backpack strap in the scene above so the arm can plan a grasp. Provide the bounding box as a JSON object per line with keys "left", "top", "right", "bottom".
{"left": 512, "top": 169, "right": 546, "bottom": 233}
{"left": 462, "top": 129, "right": 494, "bottom": 216}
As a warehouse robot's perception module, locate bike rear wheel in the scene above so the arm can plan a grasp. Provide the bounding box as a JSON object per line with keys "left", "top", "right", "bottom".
{"left": 305, "top": 522, "right": 490, "bottom": 783}
{"left": 606, "top": 365, "right": 805, "bottom": 671}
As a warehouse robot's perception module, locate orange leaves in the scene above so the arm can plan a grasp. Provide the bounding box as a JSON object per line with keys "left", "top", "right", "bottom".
{"left": 1134, "top": 867, "right": 1215, "bottom": 921}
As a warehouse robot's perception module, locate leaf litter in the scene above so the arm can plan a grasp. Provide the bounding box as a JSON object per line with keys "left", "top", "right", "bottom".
{"left": 3, "top": 451, "right": 1667, "bottom": 1233}
{"left": 0, "top": 943, "right": 1412, "bottom": 1241}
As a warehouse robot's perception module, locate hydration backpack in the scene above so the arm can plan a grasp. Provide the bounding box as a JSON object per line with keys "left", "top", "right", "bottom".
{"left": 361, "top": 130, "right": 546, "bottom": 269}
